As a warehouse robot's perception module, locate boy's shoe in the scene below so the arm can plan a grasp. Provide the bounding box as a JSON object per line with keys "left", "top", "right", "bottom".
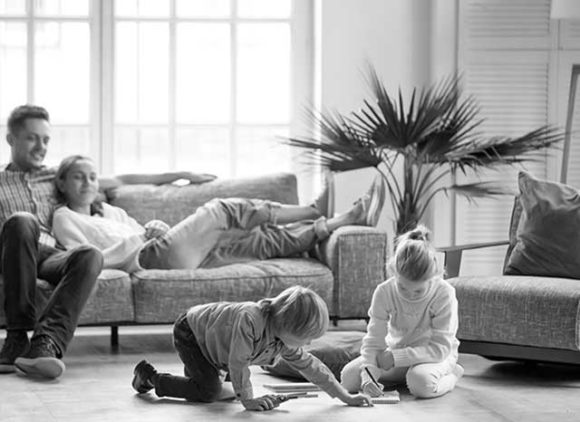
{"left": 311, "top": 172, "right": 335, "bottom": 218}
{"left": 356, "top": 175, "right": 387, "bottom": 227}
{"left": 132, "top": 360, "right": 158, "bottom": 394}
{"left": 14, "top": 335, "right": 65, "bottom": 379}
{"left": 0, "top": 331, "right": 30, "bottom": 374}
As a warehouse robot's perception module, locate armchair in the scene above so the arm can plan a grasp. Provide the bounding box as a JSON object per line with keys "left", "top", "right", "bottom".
{"left": 438, "top": 175, "right": 580, "bottom": 365}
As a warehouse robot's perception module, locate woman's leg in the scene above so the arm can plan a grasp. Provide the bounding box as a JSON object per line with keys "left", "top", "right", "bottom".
{"left": 153, "top": 314, "right": 222, "bottom": 402}
{"left": 405, "top": 356, "right": 464, "bottom": 399}
{"left": 199, "top": 190, "right": 379, "bottom": 268}
{"left": 138, "top": 198, "right": 282, "bottom": 270}
{"left": 275, "top": 205, "right": 320, "bottom": 224}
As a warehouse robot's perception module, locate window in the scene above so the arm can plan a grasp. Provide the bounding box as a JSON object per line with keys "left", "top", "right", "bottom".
{"left": 455, "top": 0, "right": 580, "bottom": 275}
{"left": 0, "top": 0, "right": 314, "bottom": 179}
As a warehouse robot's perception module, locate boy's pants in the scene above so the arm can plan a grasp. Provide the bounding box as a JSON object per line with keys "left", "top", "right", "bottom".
{"left": 154, "top": 313, "right": 222, "bottom": 402}
{"left": 139, "top": 198, "right": 329, "bottom": 270}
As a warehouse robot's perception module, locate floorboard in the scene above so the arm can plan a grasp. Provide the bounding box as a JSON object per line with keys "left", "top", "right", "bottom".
{"left": 1, "top": 324, "right": 580, "bottom": 422}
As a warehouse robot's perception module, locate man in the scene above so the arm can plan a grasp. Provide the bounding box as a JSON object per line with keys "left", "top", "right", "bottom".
{"left": 0, "top": 104, "right": 215, "bottom": 379}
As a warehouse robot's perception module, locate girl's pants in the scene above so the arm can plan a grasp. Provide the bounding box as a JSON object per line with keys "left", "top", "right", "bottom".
{"left": 340, "top": 354, "right": 461, "bottom": 399}
{"left": 154, "top": 313, "right": 222, "bottom": 402}
{"left": 138, "top": 198, "right": 329, "bottom": 270}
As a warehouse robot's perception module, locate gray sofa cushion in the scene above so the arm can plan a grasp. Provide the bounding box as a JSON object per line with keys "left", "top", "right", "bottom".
{"left": 107, "top": 172, "right": 299, "bottom": 226}
{"left": 131, "top": 258, "right": 334, "bottom": 323}
{"left": 449, "top": 275, "right": 580, "bottom": 351}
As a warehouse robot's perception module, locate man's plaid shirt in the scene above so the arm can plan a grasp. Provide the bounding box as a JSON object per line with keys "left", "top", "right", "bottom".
{"left": 0, "top": 163, "right": 58, "bottom": 247}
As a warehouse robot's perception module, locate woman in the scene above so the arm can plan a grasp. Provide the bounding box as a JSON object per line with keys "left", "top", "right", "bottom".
{"left": 52, "top": 155, "right": 386, "bottom": 272}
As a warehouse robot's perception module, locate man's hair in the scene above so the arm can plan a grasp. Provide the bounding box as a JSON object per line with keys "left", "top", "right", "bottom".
{"left": 388, "top": 224, "right": 443, "bottom": 282}
{"left": 7, "top": 104, "right": 50, "bottom": 135}
{"left": 266, "top": 286, "right": 329, "bottom": 340}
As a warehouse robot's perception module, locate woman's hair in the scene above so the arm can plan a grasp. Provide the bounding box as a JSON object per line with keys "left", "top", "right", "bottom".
{"left": 388, "top": 224, "right": 442, "bottom": 282}
{"left": 55, "top": 154, "right": 104, "bottom": 216}
{"left": 263, "top": 286, "right": 329, "bottom": 340}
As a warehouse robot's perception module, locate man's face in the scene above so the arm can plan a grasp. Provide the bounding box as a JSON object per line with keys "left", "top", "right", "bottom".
{"left": 7, "top": 118, "right": 50, "bottom": 171}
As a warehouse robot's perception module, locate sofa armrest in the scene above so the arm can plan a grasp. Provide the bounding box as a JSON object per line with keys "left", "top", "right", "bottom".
{"left": 437, "top": 240, "right": 509, "bottom": 279}
{"left": 318, "top": 226, "right": 387, "bottom": 319}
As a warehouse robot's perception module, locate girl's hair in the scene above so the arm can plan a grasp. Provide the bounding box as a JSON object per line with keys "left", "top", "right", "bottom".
{"left": 388, "top": 224, "right": 442, "bottom": 282}
{"left": 263, "top": 286, "right": 329, "bottom": 340}
{"left": 55, "top": 154, "right": 104, "bottom": 216}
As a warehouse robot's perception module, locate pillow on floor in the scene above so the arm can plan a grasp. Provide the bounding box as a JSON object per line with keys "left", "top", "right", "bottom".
{"left": 504, "top": 171, "right": 580, "bottom": 279}
{"left": 261, "top": 331, "right": 364, "bottom": 381}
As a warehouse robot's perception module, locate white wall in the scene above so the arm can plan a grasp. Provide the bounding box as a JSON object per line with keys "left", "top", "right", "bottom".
{"left": 316, "top": 0, "right": 454, "bottom": 245}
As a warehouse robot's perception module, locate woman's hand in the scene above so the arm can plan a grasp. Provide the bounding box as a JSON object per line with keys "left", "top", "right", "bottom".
{"left": 180, "top": 172, "right": 217, "bottom": 185}
{"left": 144, "top": 220, "right": 170, "bottom": 239}
{"left": 377, "top": 350, "right": 395, "bottom": 370}
{"left": 241, "top": 395, "right": 282, "bottom": 411}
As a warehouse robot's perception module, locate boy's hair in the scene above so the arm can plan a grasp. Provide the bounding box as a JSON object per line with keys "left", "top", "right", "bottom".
{"left": 55, "top": 154, "right": 104, "bottom": 216}
{"left": 388, "top": 224, "right": 443, "bottom": 282}
{"left": 7, "top": 104, "right": 50, "bottom": 135}
{"left": 266, "top": 286, "right": 329, "bottom": 340}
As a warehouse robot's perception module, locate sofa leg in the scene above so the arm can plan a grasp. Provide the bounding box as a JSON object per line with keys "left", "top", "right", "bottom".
{"left": 111, "top": 326, "right": 119, "bottom": 349}
{"left": 331, "top": 317, "right": 338, "bottom": 327}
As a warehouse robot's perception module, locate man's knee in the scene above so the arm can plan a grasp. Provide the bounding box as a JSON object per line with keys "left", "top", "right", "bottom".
{"left": 67, "top": 245, "right": 103, "bottom": 278}
{"left": 1, "top": 212, "right": 39, "bottom": 239}
{"left": 406, "top": 366, "right": 438, "bottom": 398}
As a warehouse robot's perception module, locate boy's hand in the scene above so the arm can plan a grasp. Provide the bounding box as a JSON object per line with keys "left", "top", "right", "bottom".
{"left": 144, "top": 220, "right": 170, "bottom": 239}
{"left": 241, "top": 395, "right": 282, "bottom": 411}
{"left": 342, "top": 393, "right": 373, "bottom": 407}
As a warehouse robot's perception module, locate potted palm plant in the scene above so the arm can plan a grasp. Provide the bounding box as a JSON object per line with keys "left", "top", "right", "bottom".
{"left": 284, "top": 66, "right": 564, "bottom": 235}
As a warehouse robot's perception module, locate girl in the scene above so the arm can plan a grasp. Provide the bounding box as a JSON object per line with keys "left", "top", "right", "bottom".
{"left": 132, "top": 286, "right": 372, "bottom": 410}
{"left": 51, "top": 155, "right": 385, "bottom": 272}
{"left": 340, "top": 225, "right": 463, "bottom": 399}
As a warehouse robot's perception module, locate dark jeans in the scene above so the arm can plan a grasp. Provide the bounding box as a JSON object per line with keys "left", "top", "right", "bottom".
{"left": 0, "top": 212, "right": 103, "bottom": 356}
{"left": 154, "top": 313, "right": 222, "bottom": 402}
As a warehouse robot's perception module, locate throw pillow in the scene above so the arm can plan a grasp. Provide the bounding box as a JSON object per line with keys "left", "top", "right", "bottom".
{"left": 504, "top": 171, "right": 580, "bottom": 278}
{"left": 261, "top": 331, "right": 364, "bottom": 381}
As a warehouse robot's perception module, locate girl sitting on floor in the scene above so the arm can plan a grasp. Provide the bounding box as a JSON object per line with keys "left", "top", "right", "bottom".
{"left": 340, "top": 225, "right": 464, "bottom": 399}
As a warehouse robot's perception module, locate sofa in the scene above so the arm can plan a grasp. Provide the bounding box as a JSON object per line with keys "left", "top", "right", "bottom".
{"left": 439, "top": 171, "right": 580, "bottom": 365}
{"left": 0, "top": 173, "right": 388, "bottom": 346}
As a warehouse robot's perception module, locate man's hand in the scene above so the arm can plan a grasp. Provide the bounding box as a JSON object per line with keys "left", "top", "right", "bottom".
{"left": 241, "top": 395, "right": 283, "bottom": 411}
{"left": 144, "top": 220, "right": 170, "bottom": 239}
{"left": 377, "top": 350, "right": 395, "bottom": 370}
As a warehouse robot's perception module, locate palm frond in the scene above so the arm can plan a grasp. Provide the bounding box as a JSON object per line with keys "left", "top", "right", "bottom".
{"left": 282, "top": 64, "right": 566, "bottom": 234}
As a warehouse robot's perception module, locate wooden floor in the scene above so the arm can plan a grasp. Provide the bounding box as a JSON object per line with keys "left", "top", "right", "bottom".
{"left": 1, "top": 324, "right": 580, "bottom": 422}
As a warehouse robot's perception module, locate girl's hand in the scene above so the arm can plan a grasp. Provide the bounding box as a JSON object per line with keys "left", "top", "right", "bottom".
{"left": 144, "top": 220, "right": 170, "bottom": 239}
{"left": 377, "top": 350, "right": 395, "bottom": 370}
{"left": 361, "top": 380, "right": 384, "bottom": 397}
{"left": 241, "top": 395, "right": 282, "bottom": 411}
{"left": 342, "top": 393, "right": 373, "bottom": 407}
